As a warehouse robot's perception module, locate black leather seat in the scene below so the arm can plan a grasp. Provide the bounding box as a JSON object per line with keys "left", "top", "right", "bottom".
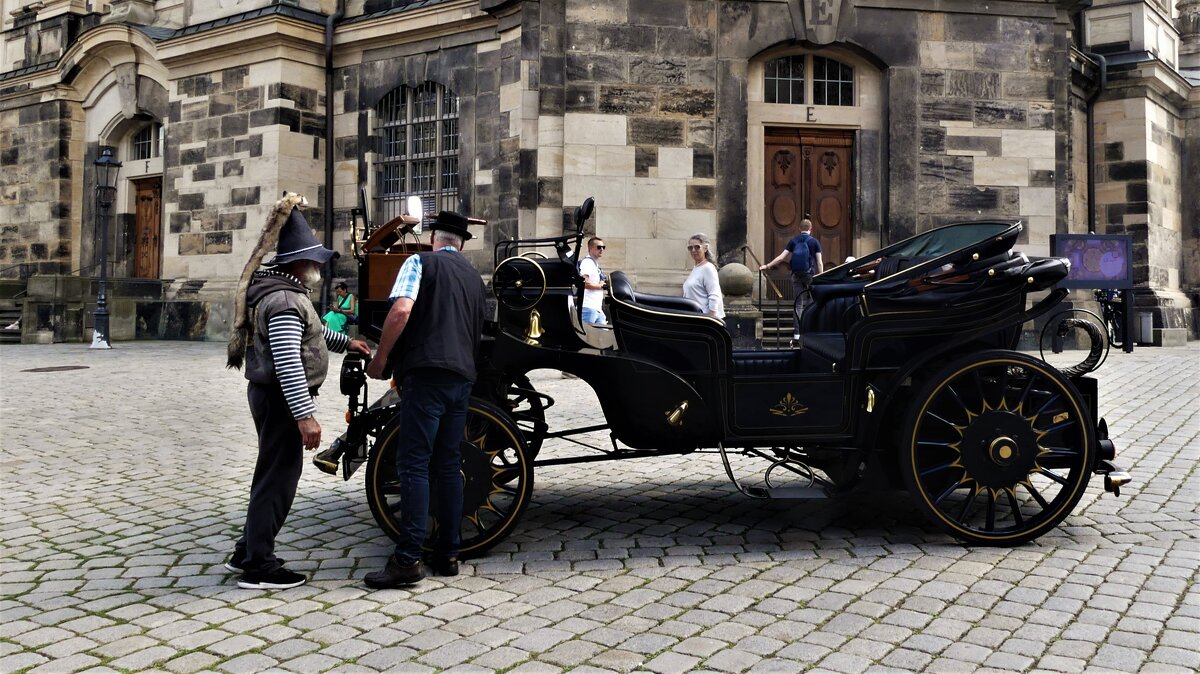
{"left": 731, "top": 350, "right": 803, "bottom": 376}
{"left": 609, "top": 271, "right": 704, "bottom": 314}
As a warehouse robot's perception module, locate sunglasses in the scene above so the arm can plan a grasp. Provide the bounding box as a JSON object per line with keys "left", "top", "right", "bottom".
{"left": 594, "top": 245, "right": 606, "bottom": 250}
{"left": 687, "top": 245, "right": 702, "bottom": 251}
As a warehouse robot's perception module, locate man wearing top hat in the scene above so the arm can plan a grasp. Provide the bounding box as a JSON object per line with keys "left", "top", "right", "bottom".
{"left": 225, "top": 193, "right": 371, "bottom": 590}
{"left": 364, "top": 210, "right": 488, "bottom": 588}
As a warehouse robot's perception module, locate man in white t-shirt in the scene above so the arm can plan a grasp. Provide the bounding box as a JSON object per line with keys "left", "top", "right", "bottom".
{"left": 578, "top": 236, "right": 607, "bottom": 324}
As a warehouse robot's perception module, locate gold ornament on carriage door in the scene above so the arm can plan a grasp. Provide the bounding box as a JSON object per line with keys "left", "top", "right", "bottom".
{"left": 771, "top": 393, "right": 809, "bottom": 417}
{"left": 525, "top": 308, "right": 544, "bottom": 345}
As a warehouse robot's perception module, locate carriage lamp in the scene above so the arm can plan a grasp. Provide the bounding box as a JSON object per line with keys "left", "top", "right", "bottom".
{"left": 91, "top": 145, "right": 122, "bottom": 349}
{"left": 406, "top": 195, "right": 423, "bottom": 234}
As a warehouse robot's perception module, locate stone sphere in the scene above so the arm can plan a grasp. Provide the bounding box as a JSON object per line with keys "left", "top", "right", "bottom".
{"left": 719, "top": 262, "right": 755, "bottom": 297}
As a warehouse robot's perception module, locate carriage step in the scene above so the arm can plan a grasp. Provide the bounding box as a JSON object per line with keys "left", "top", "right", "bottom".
{"left": 743, "top": 484, "right": 829, "bottom": 499}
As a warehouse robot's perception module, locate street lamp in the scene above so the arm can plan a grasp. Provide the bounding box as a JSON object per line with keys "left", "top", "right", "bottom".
{"left": 91, "top": 145, "right": 121, "bottom": 349}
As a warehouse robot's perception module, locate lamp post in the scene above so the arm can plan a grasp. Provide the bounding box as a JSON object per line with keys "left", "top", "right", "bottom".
{"left": 91, "top": 145, "right": 121, "bottom": 349}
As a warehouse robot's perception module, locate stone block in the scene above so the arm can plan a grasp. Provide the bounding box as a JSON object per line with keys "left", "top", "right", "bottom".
{"left": 565, "top": 144, "right": 596, "bottom": 175}
{"left": 566, "top": 84, "right": 598, "bottom": 112}
{"left": 974, "top": 157, "right": 1029, "bottom": 186}
{"left": 1001, "top": 129, "right": 1055, "bottom": 159}
{"left": 657, "top": 27, "right": 713, "bottom": 58}
{"left": 565, "top": 113, "right": 627, "bottom": 145}
{"left": 566, "top": 53, "right": 626, "bottom": 83}
{"left": 629, "top": 117, "right": 684, "bottom": 146}
{"left": 599, "top": 86, "right": 656, "bottom": 114}
{"left": 945, "top": 71, "right": 1000, "bottom": 99}
{"left": 975, "top": 101, "right": 1027, "bottom": 128}
{"left": 231, "top": 187, "right": 260, "bottom": 206}
{"left": 596, "top": 206, "right": 654, "bottom": 238}
{"left": 218, "top": 212, "right": 247, "bottom": 230}
{"left": 922, "top": 100, "right": 973, "bottom": 125}
{"left": 178, "top": 233, "right": 204, "bottom": 255}
{"left": 1020, "top": 187, "right": 1056, "bottom": 216}
{"left": 629, "top": 58, "right": 687, "bottom": 85}
{"left": 686, "top": 183, "right": 714, "bottom": 210}
{"left": 630, "top": 0, "right": 688, "bottom": 26}
{"left": 566, "top": 0, "right": 628, "bottom": 24}
{"left": 564, "top": 175, "right": 625, "bottom": 206}
{"left": 660, "top": 88, "right": 715, "bottom": 117}
{"left": 191, "top": 163, "right": 215, "bottom": 182}
{"left": 596, "top": 145, "right": 635, "bottom": 176}
{"left": 221, "top": 113, "right": 248, "bottom": 137}
{"left": 1152, "top": 328, "right": 1187, "bottom": 347}
{"left": 1003, "top": 73, "right": 1053, "bottom": 101}
{"left": 920, "top": 42, "right": 974, "bottom": 69}
{"left": 178, "top": 193, "right": 205, "bottom": 211}
{"left": 920, "top": 156, "right": 973, "bottom": 185}
{"left": 538, "top": 145, "right": 564, "bottom": 177}
{"left": 658, "top": 147, "right": 693, "bottom": 179}
{"left": 627, "top": 177, "right": 685, "bottom": 209}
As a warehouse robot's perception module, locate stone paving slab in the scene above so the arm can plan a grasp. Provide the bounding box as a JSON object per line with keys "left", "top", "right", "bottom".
{"left": 1, "top": 341, "right": 1197, "bottom": 673}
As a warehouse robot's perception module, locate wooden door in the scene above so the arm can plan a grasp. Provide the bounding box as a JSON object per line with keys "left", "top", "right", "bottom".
{"left": 133, "top": 177, "right": 162, "bottom": 278}
{"left": 764, "top": 128, "right": 854, "bottom": 278}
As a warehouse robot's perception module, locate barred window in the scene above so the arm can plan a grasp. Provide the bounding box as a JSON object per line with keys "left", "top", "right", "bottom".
{"left": 763, "top": 54, "right": 856, "bottom": 107}
{"left": 374, "top": 82, "right": 460, "bottom": 224}
{"left": 131, "top": 123, "right": 163, "bottom": 160}
{"left": 813, "top": 56, "right": 854, "bottom": 106}
{"left": 764, "top": 55, "right": 805, "bottom": 105}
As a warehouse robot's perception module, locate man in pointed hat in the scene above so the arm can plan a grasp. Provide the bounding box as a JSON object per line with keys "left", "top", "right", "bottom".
{"left": 364, "top": 210, "right": 487, "bottom": 588}
{"left": 226, "top": 195, "right": 371, "bottom": 590}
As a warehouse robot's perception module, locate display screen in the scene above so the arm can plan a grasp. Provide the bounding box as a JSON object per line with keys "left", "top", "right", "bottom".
{"left": 1050, "top": 234, "right": 1133, "bottom": 289}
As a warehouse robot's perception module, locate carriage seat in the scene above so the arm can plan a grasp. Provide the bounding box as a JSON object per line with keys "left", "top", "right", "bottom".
{"left": 609, "top": 271, "right": 705, "bottom": 314}
{"left": 731, "top": 350, "right": 803, "bottom": 376}
{"left": 798, "top": 282, "right": 864, "bottom": 370}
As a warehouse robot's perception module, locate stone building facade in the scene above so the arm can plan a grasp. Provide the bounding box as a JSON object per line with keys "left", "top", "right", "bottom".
{"left": 0, "top": 0, "right": 1196, "bottom": 343}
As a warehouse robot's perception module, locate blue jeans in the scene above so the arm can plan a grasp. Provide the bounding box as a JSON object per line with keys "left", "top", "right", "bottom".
{"left": 393, "top": 369, "right": 473, "bottom": 565}
{"left": 582, "top": 307, "right": 606, "bottom": 325}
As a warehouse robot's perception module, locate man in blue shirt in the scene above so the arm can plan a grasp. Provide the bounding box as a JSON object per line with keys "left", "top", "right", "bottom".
{"left": 364, "top": 210, "right": 487, "bottom": 588}
{"left": 760, "top": 218, "right": 824, "bottom": 347}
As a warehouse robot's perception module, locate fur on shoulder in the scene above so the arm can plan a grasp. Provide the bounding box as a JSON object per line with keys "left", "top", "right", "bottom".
{"left": 226, "top": 192, "right": 308, "bottom": 369}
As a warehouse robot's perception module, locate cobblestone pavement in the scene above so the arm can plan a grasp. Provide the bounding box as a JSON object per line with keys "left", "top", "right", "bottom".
{"left": 1, "top": 341, "right": 1197, "bottom": 674}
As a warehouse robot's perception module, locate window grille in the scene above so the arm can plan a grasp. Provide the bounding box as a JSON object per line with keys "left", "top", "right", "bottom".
{"left": 812, "top": 56, "right": 855, "bottom": 106}
{"left": 764, "top": 55, "right": 805, "bottom": 105}
{"left": 131, "top": 123, "right": 163, "bottom": 160}
{"left": 374, "top": 82, "right": 460, "bottom": 225}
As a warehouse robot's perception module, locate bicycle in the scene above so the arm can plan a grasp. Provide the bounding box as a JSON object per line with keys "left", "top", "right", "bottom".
{"left": 1094, "top": 289, "right": 1124, "bottom": 347}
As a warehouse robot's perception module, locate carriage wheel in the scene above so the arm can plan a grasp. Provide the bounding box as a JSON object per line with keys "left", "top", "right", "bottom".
{"left": 505, "top": 375, "right": 546, "bottom": 458}
{"left": 903, "top": 351, "right": 1094, "bottom": 546}
{"left": 366, "top": 398, "right": 534, "bottom": 559}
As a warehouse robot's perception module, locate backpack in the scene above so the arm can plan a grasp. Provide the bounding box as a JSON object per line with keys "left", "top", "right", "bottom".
{"left": 789, "top": 234, "right": 814, "bottom": 274}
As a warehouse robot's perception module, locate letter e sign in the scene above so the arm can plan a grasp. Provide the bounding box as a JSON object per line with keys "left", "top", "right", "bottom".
{"left": 803, "top": 0, "right": 843, "bottom": 44}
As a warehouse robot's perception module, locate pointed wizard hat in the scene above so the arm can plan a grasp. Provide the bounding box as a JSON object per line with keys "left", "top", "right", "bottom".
{"left": 264, "top": 208, "right": 338, "bottom": 265}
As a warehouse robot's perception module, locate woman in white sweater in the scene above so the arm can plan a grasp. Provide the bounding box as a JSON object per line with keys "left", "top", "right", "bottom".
{"left": 683, "top": 233, "right": 725, "bottom": 321}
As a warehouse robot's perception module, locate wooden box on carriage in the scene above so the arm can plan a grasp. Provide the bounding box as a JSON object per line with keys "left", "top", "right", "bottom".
{"left": 360, "top": 214, "right": 433, "bottom": 301}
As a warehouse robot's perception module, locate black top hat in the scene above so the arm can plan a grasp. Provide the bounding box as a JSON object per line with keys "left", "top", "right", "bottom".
{"left": 266, "top": 208, "right": 338, "bottom": 265}
{"left": 430, "top": 210, "right": 475, "bottom": 241}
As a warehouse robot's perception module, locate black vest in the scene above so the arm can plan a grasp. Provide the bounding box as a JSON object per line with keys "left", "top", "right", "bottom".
{"left": 391, "top": 250, "right": 487, "bottom": 382}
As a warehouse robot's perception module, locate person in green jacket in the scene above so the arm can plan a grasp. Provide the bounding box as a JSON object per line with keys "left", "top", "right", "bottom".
{"left": 322, "top": 282, "right": 357, "bottom": 334}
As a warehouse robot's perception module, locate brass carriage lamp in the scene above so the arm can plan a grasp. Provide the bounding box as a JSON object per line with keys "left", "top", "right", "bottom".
{"left": 91, "top": 145, "right": 122, "bottom": 349}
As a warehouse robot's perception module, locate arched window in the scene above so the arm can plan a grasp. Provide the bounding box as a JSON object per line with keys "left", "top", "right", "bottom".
{"left": 813, "top": 56, "right": 854, "bottom": 106}
{"left": 130, "top": 122, "right": 163, "bottom": 160}
{"left": 764, "top": 55, "right": 805, "bottom": 105}
{"left": 374, "top": 81, "right": 459, "bottom": 224}
{"left": 763, "top": 54, "right": 856, "bottom": 107}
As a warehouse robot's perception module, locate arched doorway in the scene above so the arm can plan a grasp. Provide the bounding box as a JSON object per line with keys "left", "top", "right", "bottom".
{"left": 748, "top": 47, "right": 885, "bottom": 275}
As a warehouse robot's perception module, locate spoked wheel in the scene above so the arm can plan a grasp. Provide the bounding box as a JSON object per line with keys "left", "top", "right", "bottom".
{"left": 903, "top": 351, "right": 1095, "bottom": 546}
{"left": 366, "top": 398, "right": 534, "bottom": 559}
{"left": 505, "top": 375, "right": 547, "bottom": 458}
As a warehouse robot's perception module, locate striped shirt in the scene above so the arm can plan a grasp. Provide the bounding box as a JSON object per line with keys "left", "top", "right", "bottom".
{"left": 267, "top": 312, "right": 350, "bottom": 420}
{"left": 389, "top": 246, "right": 459, "bottom": 301}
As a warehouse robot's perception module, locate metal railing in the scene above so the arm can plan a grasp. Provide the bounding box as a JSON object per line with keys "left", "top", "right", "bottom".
{"left": 740, "top": 245, "right": 794, "bottom": 350}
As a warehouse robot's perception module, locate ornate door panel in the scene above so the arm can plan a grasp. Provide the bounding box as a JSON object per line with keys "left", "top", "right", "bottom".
{"left": 763, "top": 128, "right": 853, "bottom": 276}
{"left": 133, "top": 177, "right": 162, "bottom": 278}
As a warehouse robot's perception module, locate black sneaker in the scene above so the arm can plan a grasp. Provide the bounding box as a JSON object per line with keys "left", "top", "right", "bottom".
{"left": 224, "top": 553, "right": 245, "bottom": 574}
{"left": 238, "top": 567, "right": 306, "bottom": 590}
{"left": 427, "top": 557, "right": 459, "bottom": 577}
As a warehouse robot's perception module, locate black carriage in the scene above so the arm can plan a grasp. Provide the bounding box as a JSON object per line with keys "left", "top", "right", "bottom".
{"left": 319, "top": 198, "right": 1130, "bottom": 554}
